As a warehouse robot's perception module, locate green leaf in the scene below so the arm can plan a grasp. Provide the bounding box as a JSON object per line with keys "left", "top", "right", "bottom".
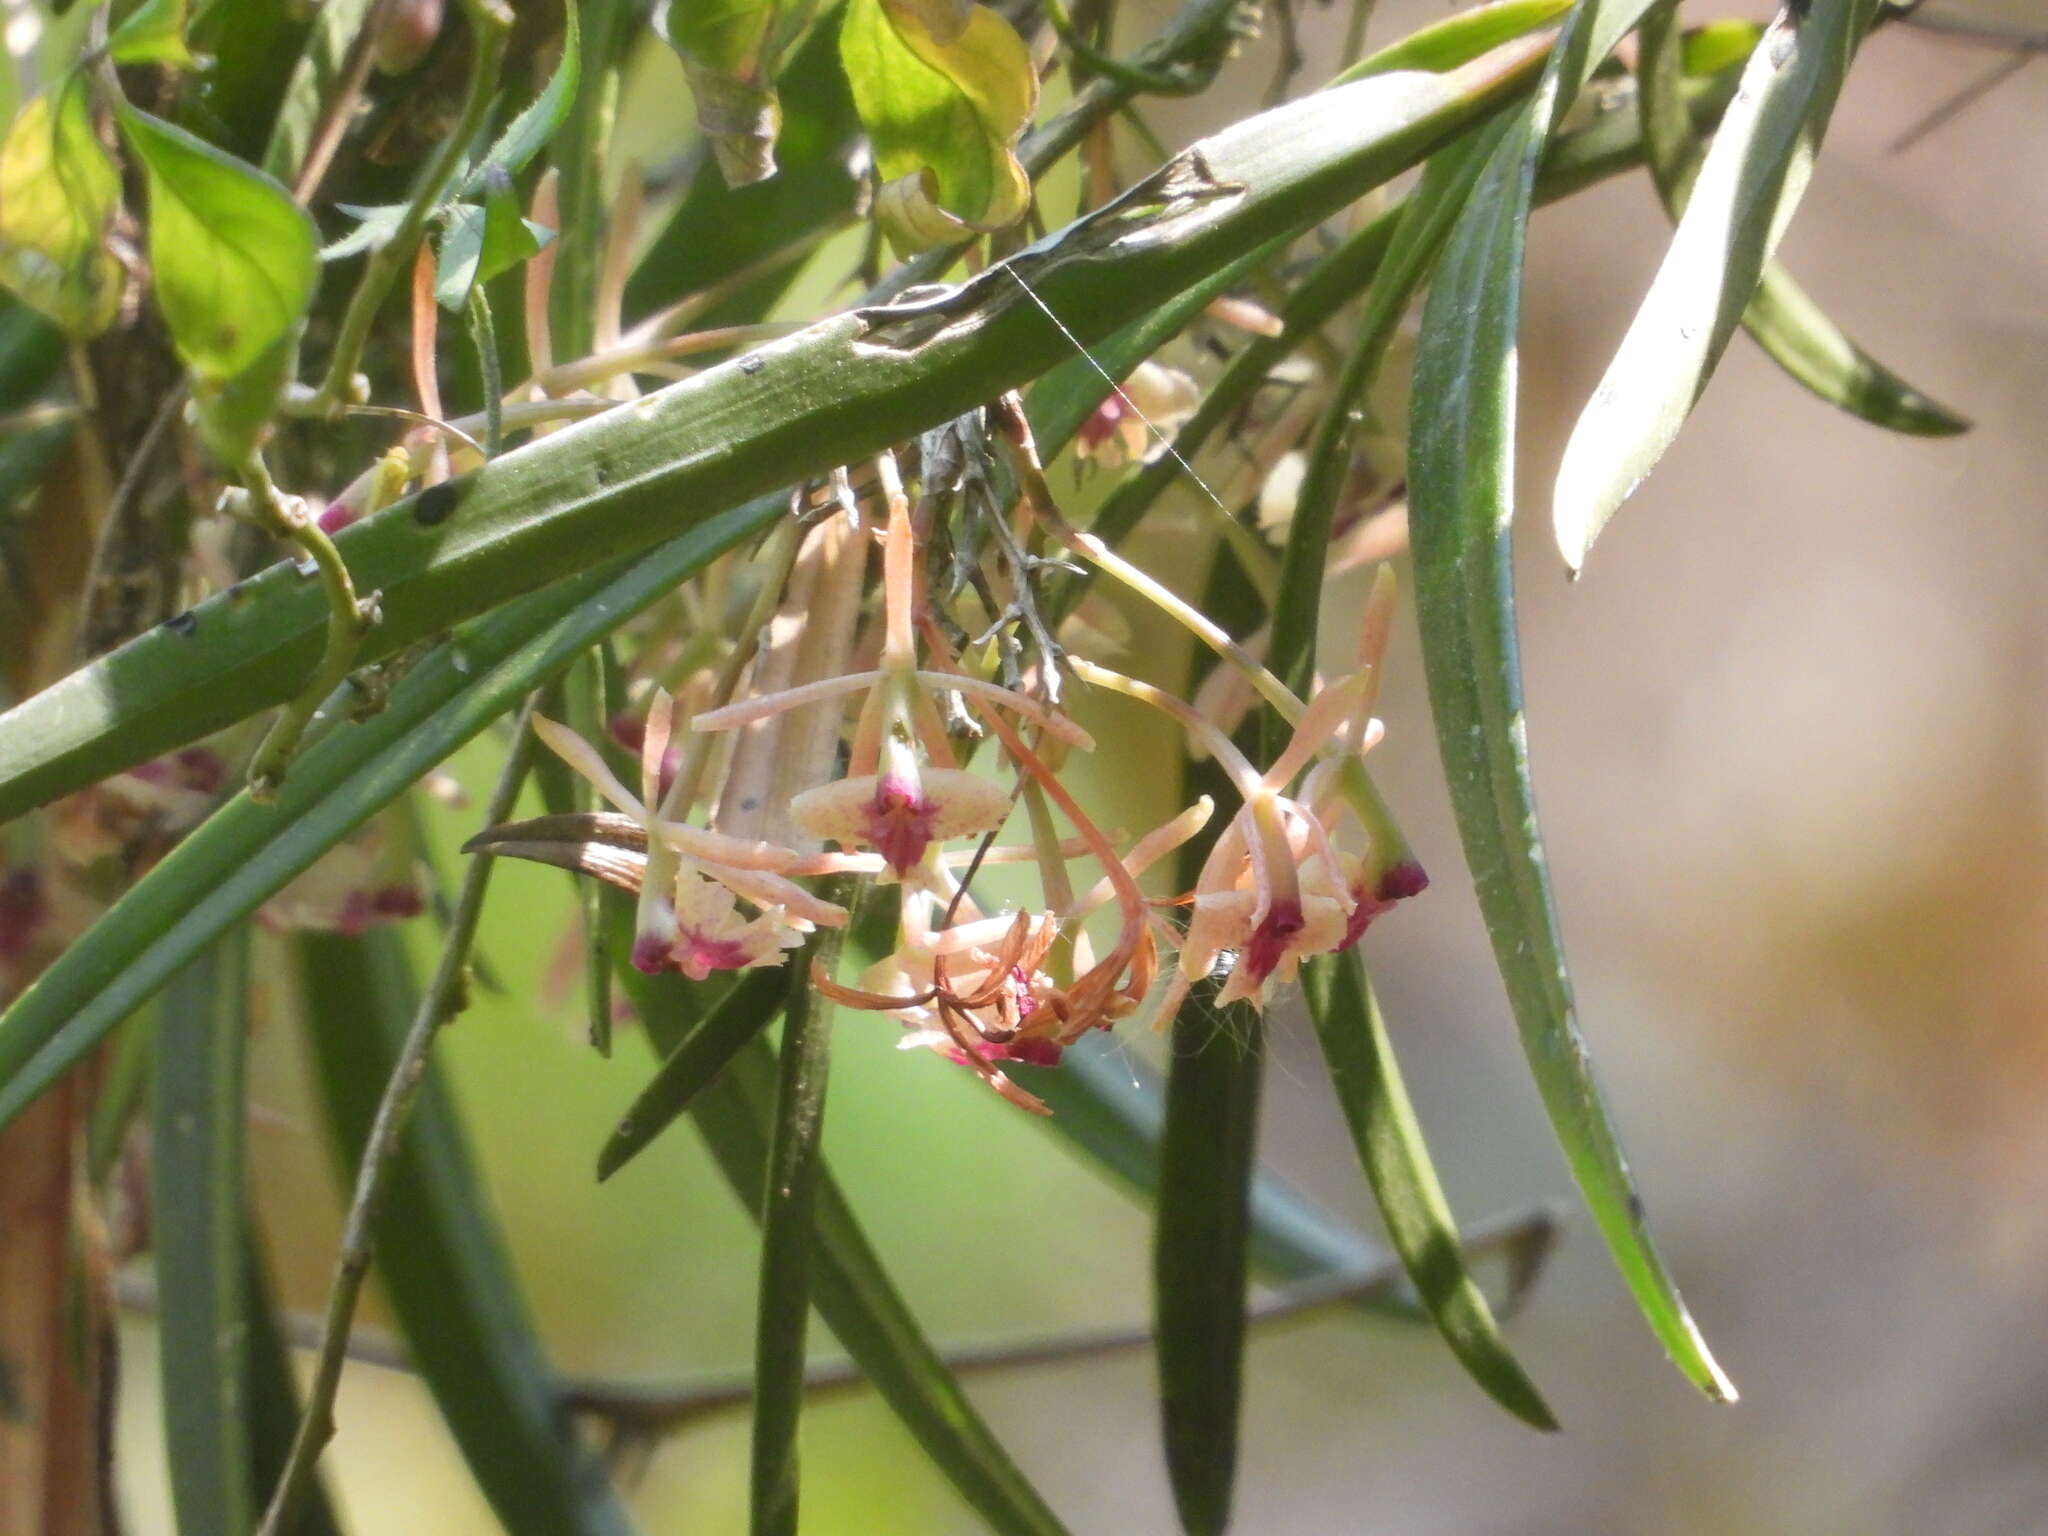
{"left": 299, "top": 928, "right": 635, "bottom": 1536}
{"left": 593, "top": 968, "right": 773, "bottom": 1180}
{"left": 1406, "top": 0, "right": 1736, "bottom": 1401}
{"left": 1552, "top": 0, "right": 1878, "bottom": 572}
{"left": 0, "top": 496, "right": 778, "bottom": 1136}
{"left": 752, "top": 915, "right": 846, "bottom": 1536}
{"left": 1737, "top": 263, "right": 1966, "bottom": 435}
{"left": 667, "top": 0, "right": 820, "bottom": 186}
{"left": 1153, "top": 999, "right": 1261, "bottom": 1536}
{"left": 1682, "top": 17, "right": 1765, "bottom": 77}
{"left": 626, "top": 19, "right": 861, "bottom": 326}
{"left": 1632, "top": 3, "right": 1964, "bottom": 445}
{"left": 153, "top": 929, "right": 255, "bottom": 1536}
{"left": 110, "top": 0, "right": 200, "bottom": 67}
{"left": 462, "top": 0, "right": 581, "bottom": 195}
{"left": 321, "top": 200, "right": 408, "bottom": 261}
{"left": 117, "top": 106, "right": 318, "bottom": 384}
{"left": 1303, "top": 950, "right": 1555, "bottom": 1427}
{"left": 567, "top": 646, "right": 618, "bottom": 1051}
{"left": 840, "top": 0, "right": 1036, "bottom": 251}
{"left": 1268, "top": 122, "right": 1508, "bottom": 701}
{"left": 0, "top": 47, "right": 1551, "bottom": 821}
{"left": 435, "top": 178, "right": 553, "bottom": 311}
{"left": 1338, "top": 0, "right": 1575, "bottom": 80}
{"left": 0, "top": 83, "right": 124, "bottom": 336}
{"left": 612, "top": 946, "right": 1070, "bottom": 1536}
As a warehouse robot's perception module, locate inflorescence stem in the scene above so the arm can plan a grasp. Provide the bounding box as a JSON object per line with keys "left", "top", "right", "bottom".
{"left": 238, "top": 456, "right": 381, "bottom": 799}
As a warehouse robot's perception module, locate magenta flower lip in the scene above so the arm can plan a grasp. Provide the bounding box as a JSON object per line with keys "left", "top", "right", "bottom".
{"left": 1244, "top": 898, "right": 1307, "bottom": 983}
{"left": 1377, "top": 859, "right": 1430, "bottom": 902}
{"left": 860, "top": 772, "right": 941, "bottom": 875}
{"left": 673, "top": 928, "right": 757, "bottom": 981}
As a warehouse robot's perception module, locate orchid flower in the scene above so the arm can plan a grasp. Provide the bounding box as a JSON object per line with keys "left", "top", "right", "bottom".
{"left": 1069, "top": 612, "right": 1402, "bottom": 1010}
{"left": 691, "top": 454, "right": 1092, "bottom": 877}
{"left": 524, "top": 690, "right": 852, "bottom": 978}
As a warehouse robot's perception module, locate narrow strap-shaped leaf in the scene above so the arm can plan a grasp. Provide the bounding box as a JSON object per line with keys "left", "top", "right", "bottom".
{"left": 242, "top": 1239, "right": 345, "bottom": 1536}
{"left": 1268, "top": 121, "right": 1508, "bottom": 700}
{"left": 299, "top": 928, "right": 634, "bottom": 1536}
{"left": 1303, "top": 950, "right": 1554, "bottom": 1427}
{"left": 0, "top": 496, "right": 777, "bottom": 1136}
{"left": 1552, "top": 0, "right": 1880, "bottom": 571}
{"left": 0, "top": 39, "right": 1553, "bottom": 823}
{"left": 752, "top": 909, "right": 848, "bottom": 1535}
{"left": 1738, "top": 264, "right": 1967, "bottom": 435}
{"left": 1153, "top": 999, "right": 1262, "bottom": 1536}
{"left": 612, "top": 941, "right": 1069, "bottom": 1536}
{"left": 565, "top": 647, "right": 617, "bottom": 1052}
{"left": 1338, "top": 0, "right": 1575, "bottom": 80}
{"left": 1632, "top": 2, "right": 1964, "bottom": 441}
{"left": 1150, "top": 535, "right": 1276, "bottom": 1536}
{"left": 154, "top": 929, "right": 255, "bottom": 1536}
{"left": 595, "top": 968, "right": 774, "bottom": 1179}
{"left": 1407, "top": 0, "right": 1736, "bottom": 1399}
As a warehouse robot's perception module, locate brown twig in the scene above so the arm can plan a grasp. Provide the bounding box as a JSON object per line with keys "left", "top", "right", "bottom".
{"left": 254, "top": 696, "right": 542, "bottom": 1536}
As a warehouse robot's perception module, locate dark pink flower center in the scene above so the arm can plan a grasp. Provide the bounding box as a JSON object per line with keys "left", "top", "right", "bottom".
{"left": 1339, "top": 860, "right": 1429, "bottom": 950}
{"left": 1077, "top": 393, "right": 1129, "bottom": 451}
{"left": 370, "top": 885, "right": 424, "bottom": 920}
{"left": 1244, "top": 899, "right": 1306, "bottom": 982}
{"left": 861, "top": 773, "right": 939, "bottom": 874}
{"left": 1000, "top": 1036, "right": 1063, "bottom": 1067}
{"left": 673, "top": 927, "right": 755, "bottom": 981}
{"left": 1377, "top": 859, "right": 1429, "bottom": 902}
{"left": 630, "top": 931, "right": 672, "bottom": 974}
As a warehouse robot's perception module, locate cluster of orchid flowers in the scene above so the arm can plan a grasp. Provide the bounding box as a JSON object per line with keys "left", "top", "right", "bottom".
{"left": 470, "top": 391, "right": 1427, "bottom": 1113}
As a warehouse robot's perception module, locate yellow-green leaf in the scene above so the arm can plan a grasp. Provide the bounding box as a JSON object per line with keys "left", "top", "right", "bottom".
{"left": 118, "top": 105, "right": 318, "bottom": 386}
{"left": 110, "top": 0, "right": 200, "bottom": 68}
{"left": 840, "top": 0, "right": 1034, "bottom": 253}
{"left": 0, "top": 84, "right": 123, "bottom": 337}
{"left": 668, "top": 0, "right": 819, "bottom": 187}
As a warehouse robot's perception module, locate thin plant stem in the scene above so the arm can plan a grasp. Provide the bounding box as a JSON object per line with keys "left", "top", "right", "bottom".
{"left": 254, "top": 697, "right": 543, "bottom": 1536}
{"left": 291, "top": 0, "right": 396, "bottom": 202}
{"left": 1043, "top": 0, "right": 1215, "bottom": 95}
{"left": 116, "top": 1202, "right": 1558, "bottom": 1429}
{"left": 240, "top": 457, "right": 379, "bottom": 799}
{"left": 74, "top": 387, "right": 184, "bottom": 663}
{"left": 307, "top": 0, "right": 515, "bottom": 413}
{"left": 530, "top": 324, "right": 801, "bottom": 399}
{"left": 1341, "top": 0, "right": 1379, "bottom": 70}
{"left": 567, "top": 1205, "right": 1559, "bottom": 1436}
{"left": 989, "top": 396, "right": 1306, "bottom": 726}
{"left": 465, "top": 284, "right": 504, "bottom": 457}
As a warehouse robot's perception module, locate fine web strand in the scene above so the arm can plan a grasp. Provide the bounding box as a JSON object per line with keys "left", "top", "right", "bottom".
{"left": 1006, "top": 267, "right": 1237, "bottom": 520}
